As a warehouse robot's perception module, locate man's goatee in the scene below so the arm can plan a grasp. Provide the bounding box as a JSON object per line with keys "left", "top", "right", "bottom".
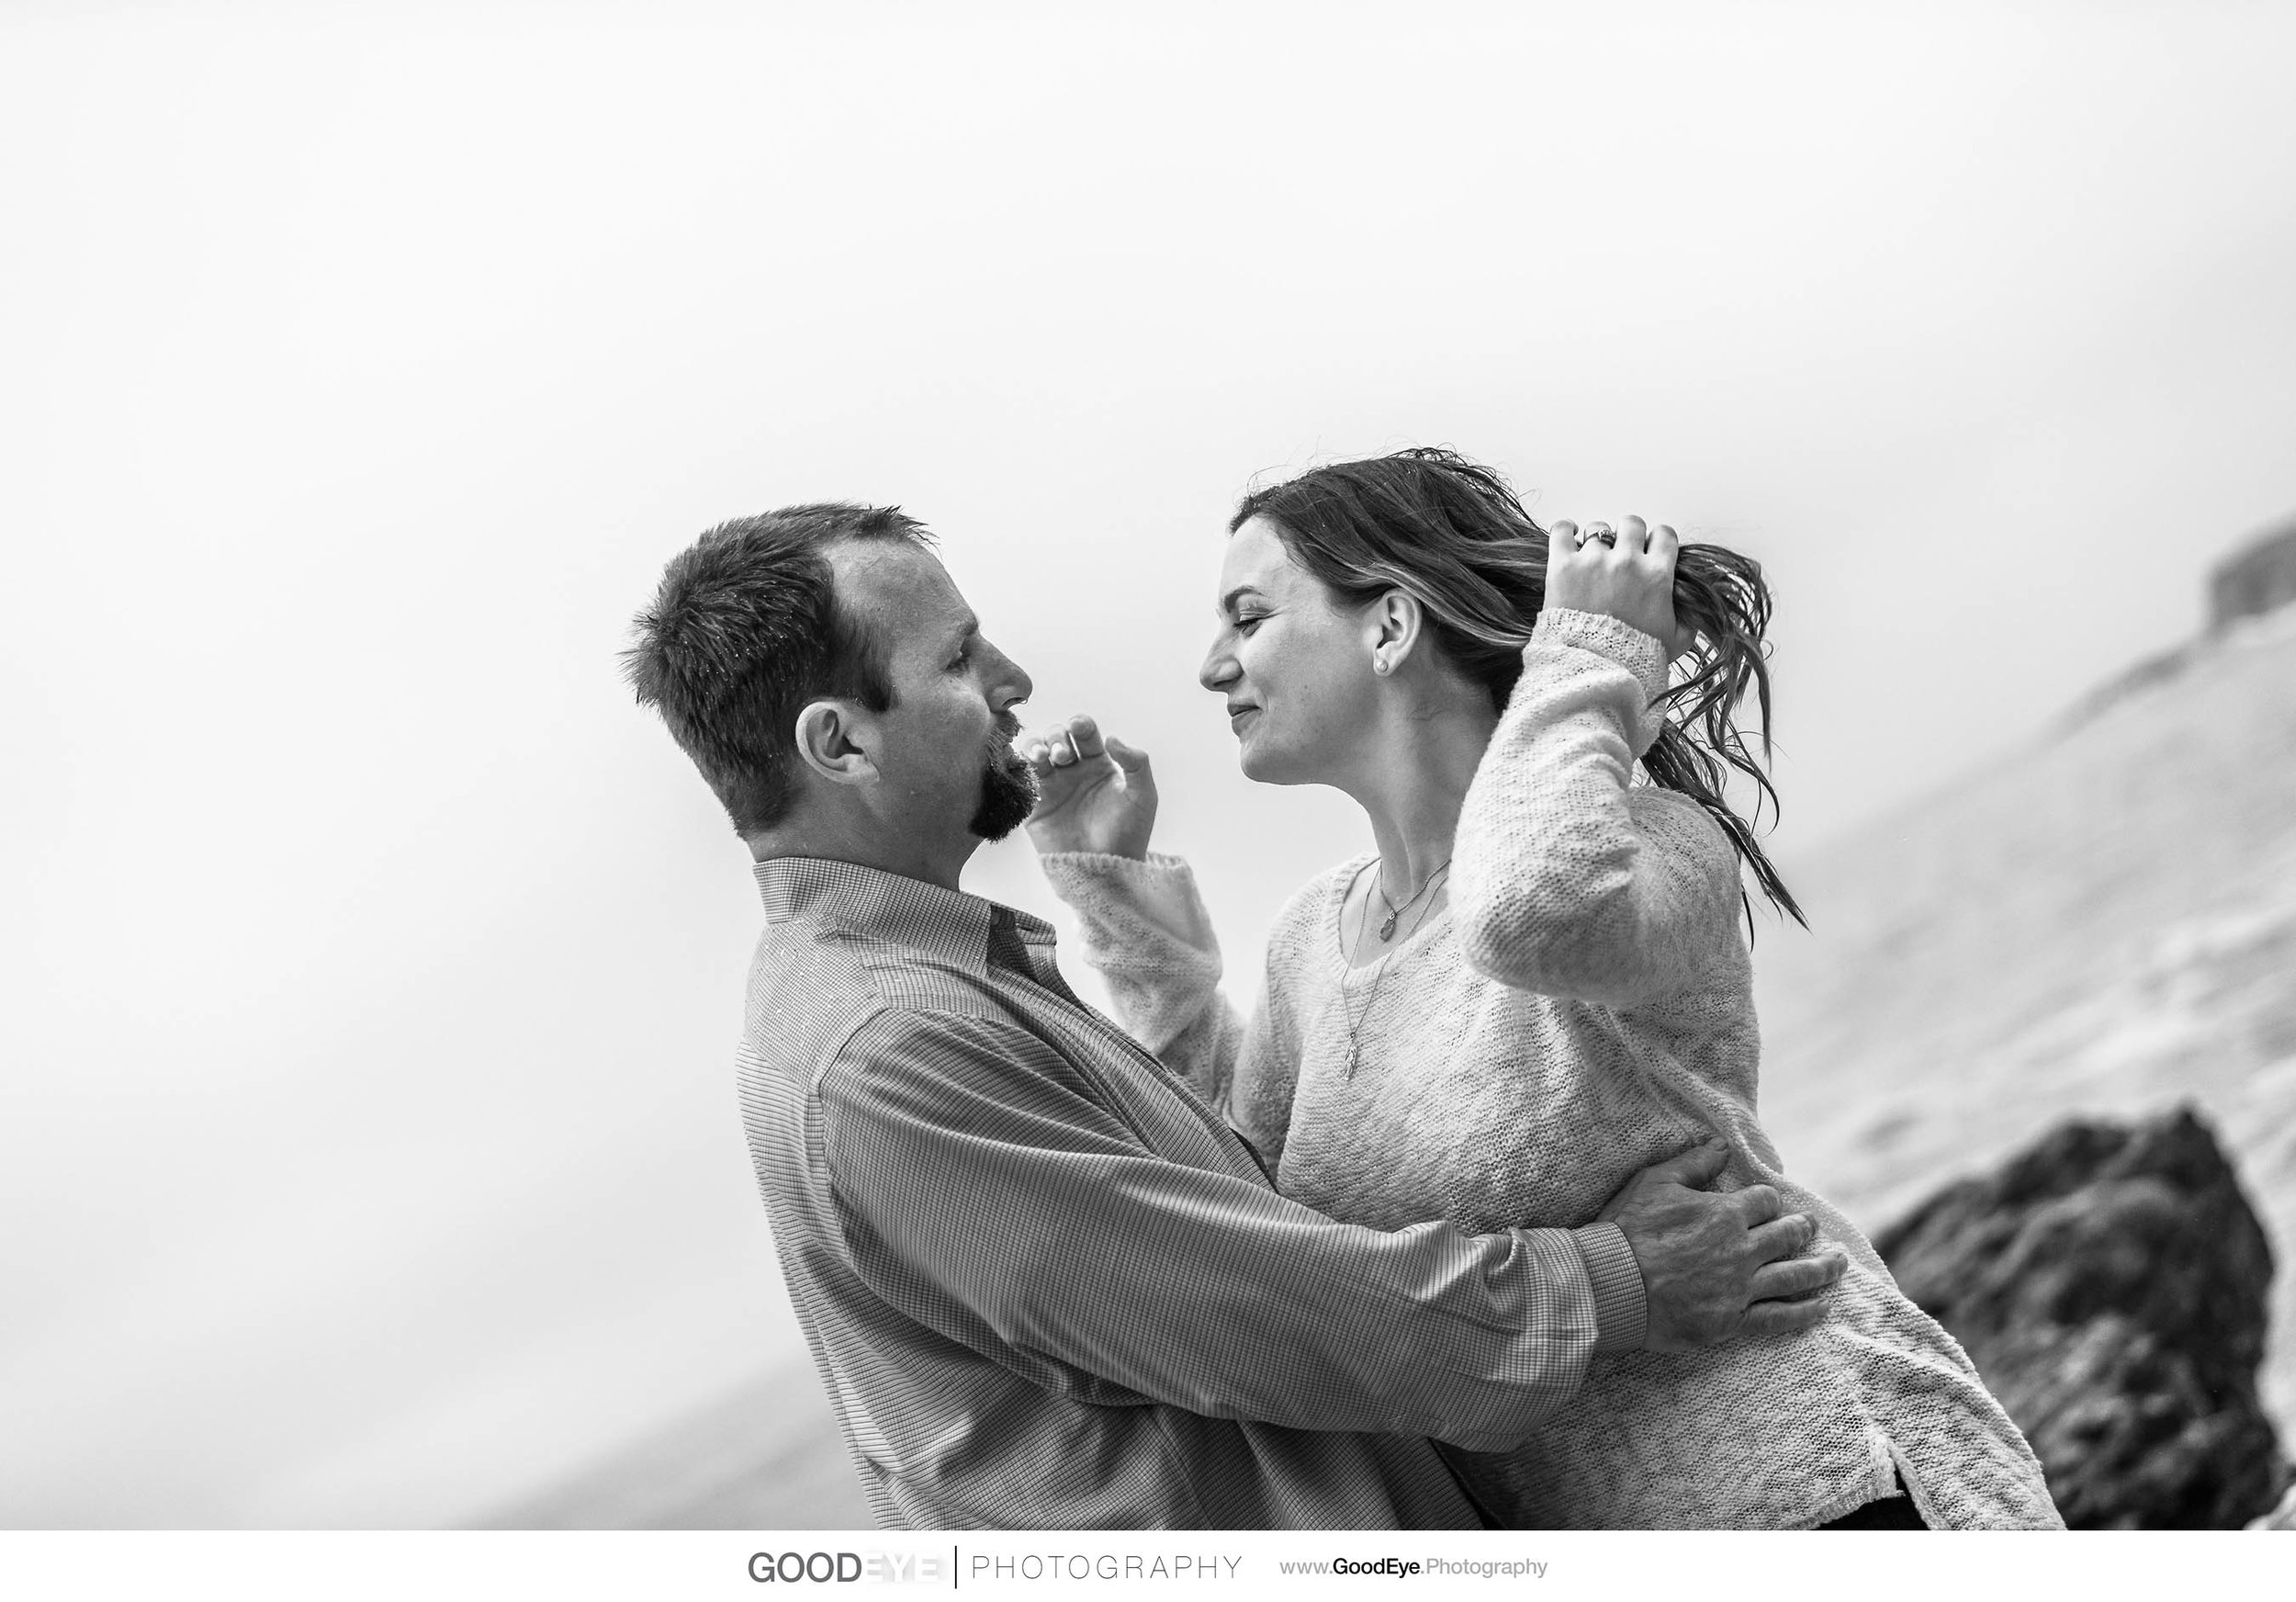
{"left": 968, "top": 751, "right": 1038, "bottom": 841}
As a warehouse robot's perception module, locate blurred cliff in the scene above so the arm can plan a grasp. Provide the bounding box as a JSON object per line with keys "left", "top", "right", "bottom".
{"left": 2211, "top": 514, "right": 2296, "bottom": 632}
{"left": 489, "top": 517, "right": 2296, "bottom": 1529}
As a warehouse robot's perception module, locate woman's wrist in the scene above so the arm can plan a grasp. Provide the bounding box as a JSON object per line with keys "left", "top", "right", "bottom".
{"left": 1531, "top": 609, "right": 1670, "bottom": 705}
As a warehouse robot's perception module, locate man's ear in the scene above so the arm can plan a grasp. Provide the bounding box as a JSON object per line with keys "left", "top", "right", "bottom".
{"left": 791, "top": 698, "right": 880, "bottom": 788}
{"left": 1367, "top": 589, "right": 1424, "bottom": 676}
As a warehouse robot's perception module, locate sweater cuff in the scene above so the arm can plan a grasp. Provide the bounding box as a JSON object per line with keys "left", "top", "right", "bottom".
{"left": 1571, "top": 1221, "right": 1649, "bottom": 1353}
{"left": 1532, "top": 607, "right": 1670, "bottom": 707}
{"left": 1036, "top": 851, "right": 1220, "bottom": 958}
{"left": 1038, "top": 849, "right": 1199, "bottom": 905}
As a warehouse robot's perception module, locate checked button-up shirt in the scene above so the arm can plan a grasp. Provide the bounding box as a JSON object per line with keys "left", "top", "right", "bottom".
{"left": 737, "top": 857, "right": 1645, "bottom": 1529}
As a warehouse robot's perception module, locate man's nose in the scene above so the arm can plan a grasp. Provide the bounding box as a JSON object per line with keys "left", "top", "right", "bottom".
{"left": 986, "top": 640, "right": 1032, "bottom": 707}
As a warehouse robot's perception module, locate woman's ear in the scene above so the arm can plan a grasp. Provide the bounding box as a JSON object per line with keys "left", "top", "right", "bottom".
{"left": 1368, "top": 589, "right": 1424, "bottom": 677}
{"left": 792, "top": 699, "right": 880, "bottom": 787}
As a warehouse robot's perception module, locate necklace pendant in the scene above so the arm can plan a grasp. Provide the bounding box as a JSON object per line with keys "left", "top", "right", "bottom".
{"left": 1378, "top": 912, "right": 1398, "bottom": 941}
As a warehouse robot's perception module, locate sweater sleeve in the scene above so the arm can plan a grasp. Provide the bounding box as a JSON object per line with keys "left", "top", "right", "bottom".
{"left": 1223, "top": 891, "right": 1316, "bottom": 1171}
{"left": 1452, "top": 608, "right": 1745, "bottom": 1009}
{"left": 1036, "top": 852, "right": 1249, "bottom": 1113}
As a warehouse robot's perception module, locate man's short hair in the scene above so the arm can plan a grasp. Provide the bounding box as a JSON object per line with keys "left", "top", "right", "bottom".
{"left": 625, "top": 502, "right": 931, "bottom": 835}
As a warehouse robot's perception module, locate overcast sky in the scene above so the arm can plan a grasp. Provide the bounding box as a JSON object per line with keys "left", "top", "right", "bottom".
{"left": 6, "top": 1, "right": 2294, "bottom": 1527}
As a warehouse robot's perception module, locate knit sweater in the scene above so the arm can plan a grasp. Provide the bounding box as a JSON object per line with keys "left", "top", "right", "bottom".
{"left": 1038, "top": 608, "right": 2062, "bottom": 1530}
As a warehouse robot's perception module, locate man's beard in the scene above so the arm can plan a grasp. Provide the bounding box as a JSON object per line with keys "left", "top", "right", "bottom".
{"left": 968, "top": 747, "right": 1038, "bottom": 841}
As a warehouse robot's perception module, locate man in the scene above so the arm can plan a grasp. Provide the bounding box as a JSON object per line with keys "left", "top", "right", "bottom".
{"left": 625, "top": 502, "right": 1846, "bottom": 1529}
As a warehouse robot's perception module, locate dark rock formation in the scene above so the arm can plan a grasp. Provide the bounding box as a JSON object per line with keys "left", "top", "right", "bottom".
{"left": 1874, "top": 1106, "right": 2292, "bottom": 1529}
{"left": 2208, "top": 514, "right": 2296, "bottom": 631}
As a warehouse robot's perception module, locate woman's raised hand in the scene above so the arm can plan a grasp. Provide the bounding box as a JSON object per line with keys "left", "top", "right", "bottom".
{"left": 1546, "top": 515, "right": 1685, "bottom": 660}
{"left": 1019, "top": 714, "right": 1158, "bottom": 861}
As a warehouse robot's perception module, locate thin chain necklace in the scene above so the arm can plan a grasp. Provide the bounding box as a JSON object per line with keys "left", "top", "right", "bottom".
{"left": 1342, "top": 856, "right": 1451, "bottom": 1080}
{"left": 1372, "top": 856, "right": 1453, "bottom": 942}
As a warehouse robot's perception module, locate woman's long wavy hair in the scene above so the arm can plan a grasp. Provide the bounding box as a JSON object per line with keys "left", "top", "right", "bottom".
{"left": 1231, "top": 446, "right": 1805, "bottom": 927}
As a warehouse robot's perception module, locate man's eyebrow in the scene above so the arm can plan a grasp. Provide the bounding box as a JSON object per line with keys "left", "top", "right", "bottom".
{"left": 1218, "top": 585, "right": 1264, "bottom": 618}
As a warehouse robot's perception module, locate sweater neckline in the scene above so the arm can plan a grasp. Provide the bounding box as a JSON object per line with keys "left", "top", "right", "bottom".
{"left": 1325, "top": 852, "right": 1455, "bottom": 980}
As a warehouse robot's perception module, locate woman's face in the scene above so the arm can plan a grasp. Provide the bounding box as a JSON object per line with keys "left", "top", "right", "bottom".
{"left": 1199, "top": 515, "right": 1380, "bottom": 785}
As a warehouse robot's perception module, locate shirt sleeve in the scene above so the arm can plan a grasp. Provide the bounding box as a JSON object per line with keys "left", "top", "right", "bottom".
{"left": 820, "top": 1004, "right": 1622, "bottom": 1451}
{"left": 1576, "top": 1218, "right": 1649, "bottom": 1353}
{"left": 1451, "top": 607, "right": 1746, "bottom": 1009}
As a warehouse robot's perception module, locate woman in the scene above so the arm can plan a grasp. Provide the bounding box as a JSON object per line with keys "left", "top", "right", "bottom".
{"left": 1018, "top": 448, "right": 2059, "bottom": 1529}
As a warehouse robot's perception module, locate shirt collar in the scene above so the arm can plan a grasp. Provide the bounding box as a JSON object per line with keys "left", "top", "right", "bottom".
{"left": 752, "top": 856, "right": 1057, "bottom": 974}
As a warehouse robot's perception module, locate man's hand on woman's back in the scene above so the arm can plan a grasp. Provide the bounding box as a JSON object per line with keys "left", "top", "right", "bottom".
{"left": 1598, "top": 1138, "right": 1848, "bottom": 1352}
